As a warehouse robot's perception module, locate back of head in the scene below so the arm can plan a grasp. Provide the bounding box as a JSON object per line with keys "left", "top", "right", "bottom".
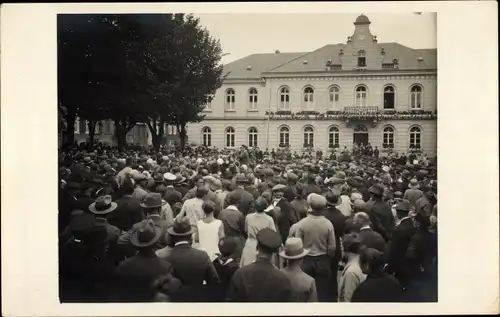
{"left": 307, "top": 193, "right": 327, "bottom": 211}
{"left": 202, "top": 200, "right": 216, "bottom": 215}
{"left": 325, "top": 191, "right": 340, "bottom": 207}
{"left": 254, "top": 197, "right": 268, "bottom": 213}
{"left": 353, "top": 212, "right": 371, "bottom": 226}
{"left": 359, "top": 247, "right": 385, "bottom": 274}
{"left": 121, "top": 178, "right": 135, "bottom": 195}
{"left": 342, "top": 232, "right": 364, "bottom": 254}
{"left": 195, "top": 186, "right": 208, "bottom": 199}
{"left": 226, "top": 190, "right": 241, "bottom": 206}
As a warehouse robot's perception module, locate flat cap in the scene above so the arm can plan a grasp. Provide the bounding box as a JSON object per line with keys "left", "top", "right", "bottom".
{"left": 256, "top": 228, "right": 282, "bottom": 250}
{"left": 272, "top": 184, "right": 287, "bottom": 192}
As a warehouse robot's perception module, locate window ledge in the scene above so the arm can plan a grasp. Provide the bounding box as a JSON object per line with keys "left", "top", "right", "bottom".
{"left": 247, "top": 109, "right": 259, "bottom": 112}
{"left": 203, "top": 109, "right": 213, "bottom": 113}
{"left": 224, "top": 109, "right": 236, "bottom": 113}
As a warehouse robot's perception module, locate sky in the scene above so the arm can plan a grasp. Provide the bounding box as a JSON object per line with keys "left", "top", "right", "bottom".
{"left": 195, "top": 13, "right": 437, "bottom": 64}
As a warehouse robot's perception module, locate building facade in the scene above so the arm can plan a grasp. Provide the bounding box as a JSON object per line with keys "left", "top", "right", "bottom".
{"left": 187, "top": 15, "right": 437, "bottom": 156}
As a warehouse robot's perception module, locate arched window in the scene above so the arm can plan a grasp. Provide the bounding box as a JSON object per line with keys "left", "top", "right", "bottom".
{"left": 225, "top": 88, "right": 235, "bottom": 110}
{"left": 328, "top": 126, "right": 340, "bottom": 148}
{"left": 248, "top": 127, "right": 258, "bottom": 147}
{"left": 74, "top": 117, "right": 80, "bottom": 134}
{"left": 329, "top": 86, "right": 340, "bottom": 109}
{"left": 303, "top": 126, "right": 314, "bottom": 148}
{"left": 205, "top": 94, "right": 213, "bottom": 110}
{"left": 279, "top": 87, "right": 290, "bottom": 109}
{"left": 279, "top": 126, "right": 290, "bottom": 147}
{"left": 383, "top": 85, "right": 395, "bottom": 109}
{"left": 410, "top": 85, "right": 422, "bottom": 109}
{"left": 202, "top": 127, "right": 211, "bottom": 147}
{"left": 303, "top": 87, "right": 314, "bottom": 109}
{"left": 409, "top": 126, "right": 421, "bottom": 149}
{"left": 248, "top": 88, "right": 258, "bottom": 110}
{"left": 382, "top": 126, "right": 395, "bottom": 148}
{"left": 355, "top": 86, "right": 368, "bottom": 106}
{"left": 225, "top": 127, "right": 235, "bottom": 148}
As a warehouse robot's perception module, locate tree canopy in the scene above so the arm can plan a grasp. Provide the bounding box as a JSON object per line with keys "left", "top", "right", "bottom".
{"left": 58, "top": 14, "right": 225, "bottom": 151}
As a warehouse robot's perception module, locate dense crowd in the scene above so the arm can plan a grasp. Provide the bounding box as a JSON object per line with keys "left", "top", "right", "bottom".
{"left": 59, "top": 142, "right": 437, "bottom": 302}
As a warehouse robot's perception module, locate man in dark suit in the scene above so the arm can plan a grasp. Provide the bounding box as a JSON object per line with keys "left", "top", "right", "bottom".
{"left": 366, "top": 184, "right": 395, "bottom": 242}
{"left": 226, "top": 228, "right": 294, "bottom": 302}
{"left": 228, "top": 174, "right": 255, "bottom": 216}
{"left": 353, "top": 212, "right": 386, "bottom": 253}
{"left": 163, "top": 172, "right": 182, "bottom": 207}
{"left": 324, "top": 191, "right": 348, "bottom": 300}
{"left": 110, "top": 178, "right": 144, "bottom": 231}
{"left": 385, "top": 199, "right": 415, "bottom": 289}
{"left": 273, "top": 184, "right": 298, "bottom": 244}
{"left": 164, "top": 217, "right": 220, "bottom": 302}
{"left": 114, "top": 220, "right": 178, "bottom": 302}
{"left": 283, "top": 172, "right": 299, "bottom": 203}
{"left": 174, "top": 175, "right": 189, "bottom": 198}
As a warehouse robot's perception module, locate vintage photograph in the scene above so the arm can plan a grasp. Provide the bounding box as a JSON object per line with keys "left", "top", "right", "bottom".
{"left": 57, "top": 12, "right": 438, "bottom": 303}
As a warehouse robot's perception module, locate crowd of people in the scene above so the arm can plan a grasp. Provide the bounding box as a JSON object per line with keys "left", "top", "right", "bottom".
{"left": 59, "top": 142, "right": 437, "bottom": 303}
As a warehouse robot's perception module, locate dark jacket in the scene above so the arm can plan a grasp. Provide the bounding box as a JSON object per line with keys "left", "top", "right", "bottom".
{"left": 110, "top": 195, "right": 144, "bottom": 231}
{"left": 276, "top": 198, "right": 298, "bottom": 244}
{"left": 114, "top": 252, "right": 173, "bottom": 302}
{"left": 386, "top": 218, "right": 415, "bottom": 285}
{"left": 406, "top": 229, "right": 437, "bottom": 279}
{"left": 164, "top": 243, "right": 220, "bottom": 302}
{"left": 226, "top": 257, "right": 294, "bottom": 302}
{"left": 211, "top": 256, "right": 239, "bottom": 301}
{"left": 283, "top": 185, "right": 296, "bottom": 202}
{"left": 358, "top": 227, "right": 386, "bottom": 253}
{"left": 368, "top": 200, "right": 395, "bottom": 242}
{"left": 163, "top": 186, "right": 182, "bottom": 207}
{"left": 244, "top": 185, "right": 260, "bottom": 200}
{"left": 351, "top": 273, "right": 403, "bottom": 302}
{"left": 323, "top": 206, "right": 347, "bottom": 263}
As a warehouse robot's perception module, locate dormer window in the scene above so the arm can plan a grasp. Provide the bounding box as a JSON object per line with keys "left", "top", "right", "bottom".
{"left": 357, "top": 50, "right": 366, "bottom": 67}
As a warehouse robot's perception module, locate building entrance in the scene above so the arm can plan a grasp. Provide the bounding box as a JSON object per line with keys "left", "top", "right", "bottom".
{"left": 353, "top": 124, "right": 369, "bottom": 146}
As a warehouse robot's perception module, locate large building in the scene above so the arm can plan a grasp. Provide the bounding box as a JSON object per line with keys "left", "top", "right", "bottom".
{"left": 188, "top": 14, "right": 437, "bottom": 156}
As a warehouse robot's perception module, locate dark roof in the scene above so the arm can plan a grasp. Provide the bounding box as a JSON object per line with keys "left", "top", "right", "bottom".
{"left": 355, "top": 14, "right": 371, "bottom": 24}
{"left": 223, "top": 42, "right": 436, "bottom": 78}
{"left": 222, "top": 52, "right": 307, "bottom": 79}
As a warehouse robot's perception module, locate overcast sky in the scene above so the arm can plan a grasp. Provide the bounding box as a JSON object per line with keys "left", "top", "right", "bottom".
{"left": 196, "top": 13, "right": 437, "bottom": 64}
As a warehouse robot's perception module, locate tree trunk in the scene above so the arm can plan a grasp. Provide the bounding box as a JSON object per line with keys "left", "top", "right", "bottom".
{"left": 146, "top": 119, "right": 165, "bottom": 153}
{"left": 64, "top": 114, "right": 76, "bottom": 149}
{"left": 179, "top": 124, "right": 187, "bottom": 150}
{"left": 114, "top": 120, "right": 136, "bottom": 152}
{"left": 88, "top": 120, "right": 97, "bottom": 147}
{"left": 152, "top": 135, "right": 162, "bottom": 153}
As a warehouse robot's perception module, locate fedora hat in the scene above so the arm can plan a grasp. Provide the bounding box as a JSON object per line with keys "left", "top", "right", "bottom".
{"left": 175, "top": 174, "right": 186, "bottom": 184}
{"left": 164, "top": 172, "right": 177, "bottom": 182}
{"left": 130, "top": 219, "right": 163, "bottom": 248}
{"left": 167, "top": 217, "right": 197, "bottom": 236}
{"left": 408, "top": 178, "right": 420, "bottom": 189}
{"left": 279, "top": 237, "right": 310, "bottom": 259}
{"left": 140, "top": 193, "right": 167, "bottom": 209}
{"left": 88, "top": 195, "right": 117, "bottom": 215}
{"left": 368, "top": 184, "right": 385, "bottom": 197}
{"left": 154, "top": 174, "right": 165, "bottom": 184}
{"left": 325, "top": 191, "right": 340, "bottom": 207}
{"left": 395, "top": 199, "right": 411, "bottom": 212}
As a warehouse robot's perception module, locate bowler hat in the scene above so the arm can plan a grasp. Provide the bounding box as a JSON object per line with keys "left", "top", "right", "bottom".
{"left": 256, "top": 227, "right": 282, "bottom": 251}
{"left": 130, "top": 219, "right": 163, "bottom": 248}
{"left": 88, "top": 195, "right": 117, "bottom": 215}
{"left": 140, "top": 193, "right": 167, "bottom": 209}
{"left": 279, "top": 237, "right": 310, "bottom": 259}
{"left": 167, "top": 217, "right": 197, "bottom": 236}
{"left": 154, "top": 174, "right": 165, "bottom": 184}
{"left": 368, "top": 184, "right": 385, "bottom": 197}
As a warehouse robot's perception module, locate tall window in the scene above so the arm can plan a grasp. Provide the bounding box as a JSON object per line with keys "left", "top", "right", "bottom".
{"left": 357, "top": 50, "right": 366, "bottom": 67}
{"left": 248, "top": 127, "right": 258, "bottom": 147}
{"left": 329, "top": 86, "right": 340, "bottom": 109}
{"left": 82, "top": 119, "right": 89, "bottom": 134}
{"left": 205, "top": 95, "right": 213, "bottom": 110}
{"left": 74, "top": 118, "right": 80, "bottom": 134}
{"left": 202, "top": 127, "right": 211, "bottom": 147}
{"left": 303, "top": 126, "right": 314, "bottom": 147}
{"left": 328, "top": 126, "right": 340, "bottom": 148}
{"left": 409, "top": 126, "right": 421, "bottom": 148}
{"left": 225, "top": 88, "right": 235, "bottom": 110}
{"left": 383, "top": 85, "right": 395, "bottom": 109}
{"left": 279, "top": 87, "right": 290, "bottom": 109}
{"left": 279, "top": 126, "right": 290, "bottom": 147}
{"left": 303, "top": 87, "right": 314, "bottom": 109}
{"left": 410, "top": 85, "right": 422, "bottom": 109}
{"left": 248, "top": 88, "right": 258, "bottom": 110}
{"left": 225, "top": 127, "right": 235, "bottom": 148}
{"left": 355, "top": 86, "right": 368, "bottom": 106}
{"left": 382, "top": 126, "right": 395, "bottom": 148}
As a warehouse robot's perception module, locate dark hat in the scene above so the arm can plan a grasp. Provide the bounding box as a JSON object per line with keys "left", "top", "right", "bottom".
{"left": 88, "top": 195, "right": 117, "bottom": 215}
{"left": 394, "top": 199, "right": 411, "bottom": 212}
{"left": 256, "top": 227, "right": 282, "bottom": 251}
{"left": 133, "top": 173, "right": 147, "bottom": 182}
{"left": 154, "top": 174, "right": 165, "bottom": 184}
{"left": 130, "top": 219, "right": 163, "bottom": 248}
{"left": 218, "top": 236, "right": 239, "bottom": 256}
{"left": 140, "top": 193, "right": 167, "bottom": 209}
{"left": 82, "top": 225, "right": 113, "bottom": 246}
{"left": 67, "top": 213, "right": 96, "bottom": 237}
{"left": 365, "top": 167, "right": 376, "bottom": 175}
{"left": 325, "top": 191, "right": 340, "bottom": 207}
{"left": 167, "top": 217, "right": 197, "bottom": 236}
{"left": 327, "top": 177, "right": 344, "bottom": 185}
{"left": 235, "top": 174, "right": 248, "bottom": 183}
{"left": 368, "top": 184, "right": 385, "bottom": 197}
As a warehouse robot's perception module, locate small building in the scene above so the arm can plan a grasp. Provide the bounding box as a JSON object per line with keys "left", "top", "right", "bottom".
{"left": 73, "top": 118, "right": 149, "bottom": 147}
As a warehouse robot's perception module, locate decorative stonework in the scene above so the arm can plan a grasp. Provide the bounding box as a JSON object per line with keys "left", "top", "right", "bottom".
{"left": 268, "top": 74, "right": 436, "bottom": 81}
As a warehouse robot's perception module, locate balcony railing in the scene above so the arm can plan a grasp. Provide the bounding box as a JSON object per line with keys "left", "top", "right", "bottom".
{"left": 343, "top": 106, "right": 379, "bottom": 114}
